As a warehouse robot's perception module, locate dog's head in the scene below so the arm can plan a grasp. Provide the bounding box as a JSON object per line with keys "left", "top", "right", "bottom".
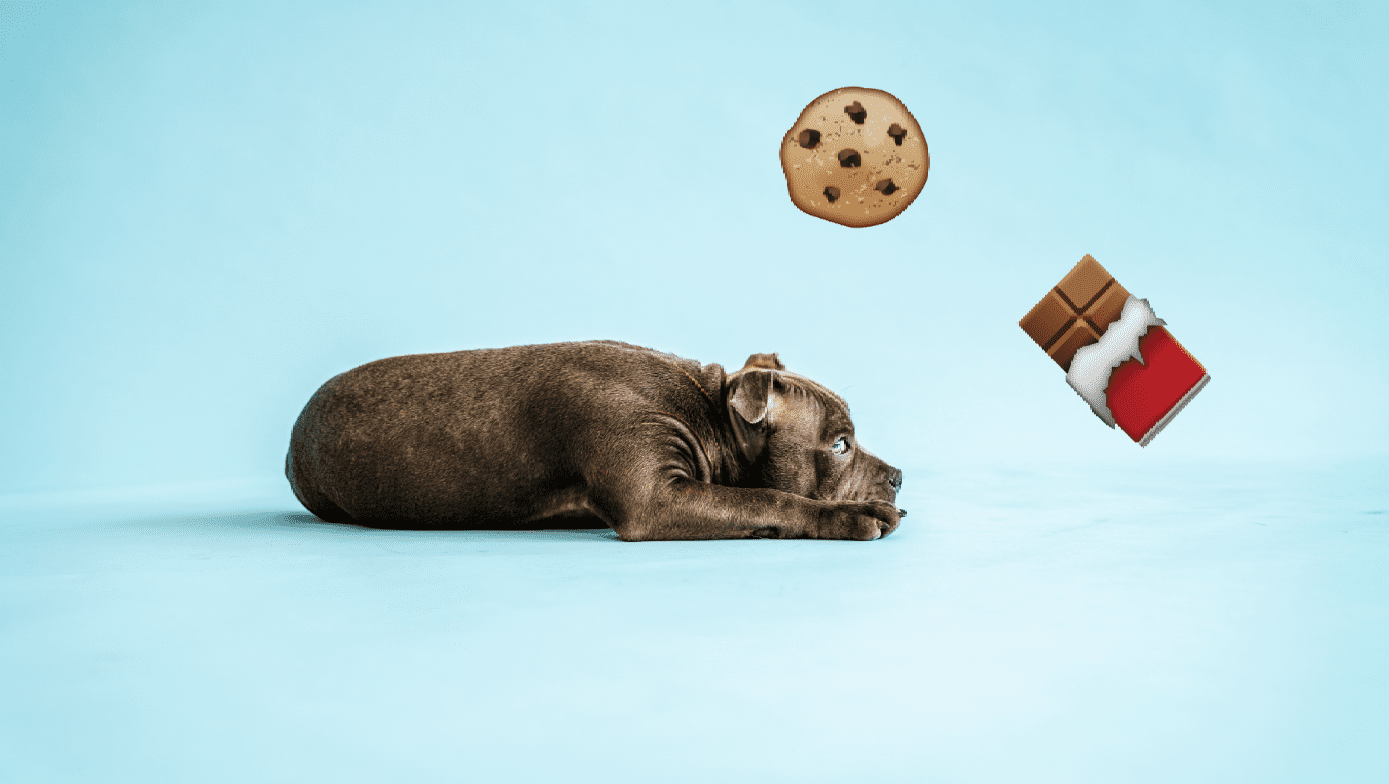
{"left": 725, "top": 353, "right": 903, "bottom": 511}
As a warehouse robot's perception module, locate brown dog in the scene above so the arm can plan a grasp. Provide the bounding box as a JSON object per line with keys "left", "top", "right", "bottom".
{"left": 286, "top": 341, "right": 904, "bottom": 541}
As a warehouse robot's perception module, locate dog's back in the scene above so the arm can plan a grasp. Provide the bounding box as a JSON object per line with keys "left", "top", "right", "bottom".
{"left": 286, "top": 341, "right": 725, "bottom": 528}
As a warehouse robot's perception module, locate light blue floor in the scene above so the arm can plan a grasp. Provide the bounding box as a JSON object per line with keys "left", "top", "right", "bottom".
{"left": 2, "top": 460, "right": 1385, "bottom": 783}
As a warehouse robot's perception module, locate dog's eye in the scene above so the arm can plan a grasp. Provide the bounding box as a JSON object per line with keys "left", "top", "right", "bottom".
{"left": 831, "top": 436, "right": 851, "bottom": 455}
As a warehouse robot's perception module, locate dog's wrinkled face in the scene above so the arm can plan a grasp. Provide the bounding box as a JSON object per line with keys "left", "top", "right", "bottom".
{"left": 727, "top": 354, "right": 903, "bottom": 508}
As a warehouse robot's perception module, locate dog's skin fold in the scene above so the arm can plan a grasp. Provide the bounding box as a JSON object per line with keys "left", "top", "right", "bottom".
{"left": 287, "top": 340, "right": 903, "bottom": 541}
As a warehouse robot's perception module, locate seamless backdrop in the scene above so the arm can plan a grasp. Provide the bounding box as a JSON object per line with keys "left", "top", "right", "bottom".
{"left": 2, "top": 4, "right": 1387, "bottom": 783}
{"left": 2, "top": 0, "right": 1386, "bottom": 493}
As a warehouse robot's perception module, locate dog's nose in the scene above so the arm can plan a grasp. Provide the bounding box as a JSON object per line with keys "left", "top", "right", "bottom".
{"left": 886, "top": 468, "right": 903, "bottom": 492}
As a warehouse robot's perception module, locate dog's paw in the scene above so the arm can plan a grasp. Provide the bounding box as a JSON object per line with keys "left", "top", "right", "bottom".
{"left": 816, "top": 500, "right": 901, "bottom": 541}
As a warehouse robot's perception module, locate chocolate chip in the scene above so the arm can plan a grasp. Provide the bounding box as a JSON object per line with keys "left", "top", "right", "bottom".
{"left": 797, "top": 129, "right": 821, "bottom": 149}
{"left": 888, "top": 123, "right": 906, "bottom": 145}
{"left": 875, "top": 178, "right": 898, "bottom": 196}
{"left": 844, "top": 101, "right": 867, "bottom": 124}
{"left": 837, "top": 149, "right": 861, "bottom": 168}
{"left": 823, "top": 186, "right": 840, "bottom": 203}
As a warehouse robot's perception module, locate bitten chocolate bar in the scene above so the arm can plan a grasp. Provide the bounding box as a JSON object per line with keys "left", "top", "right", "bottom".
{"left": 1020, "top": 255, "right": 1210, "bottom": 447}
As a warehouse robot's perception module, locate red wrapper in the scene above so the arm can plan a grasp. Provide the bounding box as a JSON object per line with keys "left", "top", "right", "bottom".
{"left": 1107, "top": 326, "right": 1210, "bottom": 446}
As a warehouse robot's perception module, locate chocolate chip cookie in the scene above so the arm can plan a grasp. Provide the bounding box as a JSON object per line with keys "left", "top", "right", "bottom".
{"left": 780, "top": 87, "right": 929, "bottom": 228}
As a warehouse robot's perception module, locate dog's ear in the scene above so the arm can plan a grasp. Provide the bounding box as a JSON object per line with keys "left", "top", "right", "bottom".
{"left": 728, "top": 368, "right": 780, "bottom": 426}
{"left": 740, "top": 353, "right": 785, "bottom": 372}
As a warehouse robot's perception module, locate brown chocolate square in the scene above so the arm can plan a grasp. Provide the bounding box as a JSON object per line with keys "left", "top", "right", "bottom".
{"left": 1085, "top": 279, "right": 1130, "bottom": 333}
{"left": 1019, "top": 254, "right": 1133, "bottom": 371}
{"left": 1055, "top": 255, "right": 1114, "bottom": 311}
{"left": 1020, "top": 290, "right": 1075, "bottom": 349}
{"left": 1048, "top": 322, "right": 1104, "bottom": 371}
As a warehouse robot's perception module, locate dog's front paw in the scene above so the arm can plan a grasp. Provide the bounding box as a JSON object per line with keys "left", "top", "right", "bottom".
{"left": 816, "top": 500, "right": 901, "bottom": 541}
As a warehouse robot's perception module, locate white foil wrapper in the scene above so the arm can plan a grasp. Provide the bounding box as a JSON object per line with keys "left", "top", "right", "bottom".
{"left": 1066, "top": 296, "right": 1166, "bottom": 427}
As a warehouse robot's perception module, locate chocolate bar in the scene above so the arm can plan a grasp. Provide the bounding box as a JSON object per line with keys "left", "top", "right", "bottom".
{"left": 1020, "top": 255, "right": 1210, "bottom": 447}
{"left": 1019, "top": 255, "right": 1130, "bottom": 372}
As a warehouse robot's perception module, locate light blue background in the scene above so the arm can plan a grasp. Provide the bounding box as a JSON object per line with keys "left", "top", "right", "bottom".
{"left": 2, "top": 3, "right": 1387, "bottom": 783}
{"left": 3, "top": 0, "right": 1385, "bottom": 495}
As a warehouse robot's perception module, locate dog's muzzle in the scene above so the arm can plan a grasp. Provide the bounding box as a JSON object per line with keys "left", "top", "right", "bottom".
{"left": 884, "top": 467, "right": 906, "bottom": 517}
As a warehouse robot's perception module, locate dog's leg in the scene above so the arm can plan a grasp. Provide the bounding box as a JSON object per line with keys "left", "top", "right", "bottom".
{"left": 589, "top": 476, "right": 901, "bottom": 542}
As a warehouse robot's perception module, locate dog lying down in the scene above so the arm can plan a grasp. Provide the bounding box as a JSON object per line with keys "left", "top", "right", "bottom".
{"left": 286, "top": 341, "right": 904, "bottom": 541}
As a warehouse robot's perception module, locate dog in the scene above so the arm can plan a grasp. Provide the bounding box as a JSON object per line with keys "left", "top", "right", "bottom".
{"left": 286, "top": 341, "right": 904, "bottom": 541}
